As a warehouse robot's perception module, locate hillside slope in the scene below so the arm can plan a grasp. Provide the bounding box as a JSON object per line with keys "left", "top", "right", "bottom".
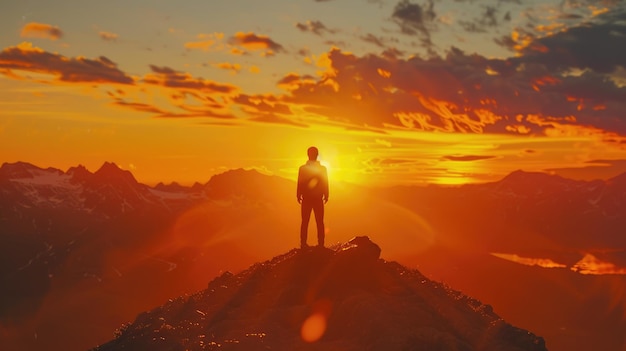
{"left": 94, "top": 237, "right": 546, "bottom": 351}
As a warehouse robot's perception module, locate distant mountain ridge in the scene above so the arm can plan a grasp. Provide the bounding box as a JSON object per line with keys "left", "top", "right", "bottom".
{"left": 3, "top": 161, "right": 625, "bottom": 214}
{"left": 379, "top": 168, "right": 626, "bottom": 254}
{"left": 2, "top": 160, "right": 625, "bottom": 260}
{"left": 2, "top": 160, "right": 625, "bottom": 255}
{"left": 1, "top": 161, "right": 625, "bottom": 351}
{"left": 0, "top": 162, "right": 242, "bottom": 218}
{"left": 0, "top": 162, "right": 294, "bottom": 345}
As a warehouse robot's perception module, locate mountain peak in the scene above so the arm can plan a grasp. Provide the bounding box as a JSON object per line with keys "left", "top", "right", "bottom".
{"left": 95, "top": 236, "right": 546, "bottom": 351}
{"left": 494, "top": 169, "right": 576, "bottom": 195}
{"left": 209, "top": 168, "right": 266, "bottom": 182}
{"left": 501, "top": 169, "right": 557, "bottom": 182}
{"left": 93, "top": 162, "right": 138, "bottom": 184}
{"left": 205, "top": 168, "right": 286, "bottom": 199}
{"left": 608, "top": 171, "right": 626, "bottom": 185}
{"left": 95, "top": 161, "right": 123, "bottom": 174}
{"left": 67, "top": 164, "right": 92, "bottom": 182}
{"left": 0, "top": 161, "right": 62, "bottom": 179}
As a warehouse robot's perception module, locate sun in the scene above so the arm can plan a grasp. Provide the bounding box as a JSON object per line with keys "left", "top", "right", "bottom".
{"left": 318, "top": 152, "right": 365, "bottom": 185}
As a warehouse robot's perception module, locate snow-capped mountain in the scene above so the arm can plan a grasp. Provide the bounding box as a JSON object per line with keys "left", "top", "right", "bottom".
{"left": 0, "top": 161, "right": 204, "bottom": 218}
{"left": 0, "top": 162, "right": 294, "bottom": 349}
{"left": 93, "top": 237, "right": 547, "bottom": 351}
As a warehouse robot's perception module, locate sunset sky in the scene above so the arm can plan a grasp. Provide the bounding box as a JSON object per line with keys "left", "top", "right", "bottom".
{"left": 1, "top": 0, "right": 626, "bottom": 186}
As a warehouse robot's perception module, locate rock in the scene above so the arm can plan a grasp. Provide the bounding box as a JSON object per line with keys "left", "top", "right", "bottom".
{"left": 337, "top": 236, "right": 381, "bottom": 262}
{"left": 93, "top": 236, "right": 548, "bottom": 351}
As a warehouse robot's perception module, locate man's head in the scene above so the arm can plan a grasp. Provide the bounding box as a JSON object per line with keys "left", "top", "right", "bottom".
{"left": 307, "top": 146, "right": 319, "bottom": 160}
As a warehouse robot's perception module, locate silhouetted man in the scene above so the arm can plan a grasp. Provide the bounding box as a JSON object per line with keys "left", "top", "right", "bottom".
{"left": 297, "top": 146, "right": 329, "bottom": 248}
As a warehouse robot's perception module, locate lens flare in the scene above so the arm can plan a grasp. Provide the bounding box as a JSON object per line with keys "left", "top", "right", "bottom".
{"left": 300, "top": 312, "right": 327, "bottom": 343}
{"left": 300, "top": 299, "right": 332, "bottom": 343}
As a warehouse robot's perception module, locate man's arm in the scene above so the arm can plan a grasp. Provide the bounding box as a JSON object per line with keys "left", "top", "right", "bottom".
{"left": 322, "top": 166, "right": 329, "bottom": 203}
{"left": 296, "top": 166, "right": 303, "bottom": 203}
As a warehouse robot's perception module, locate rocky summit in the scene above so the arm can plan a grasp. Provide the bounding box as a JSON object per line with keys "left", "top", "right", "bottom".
{"left": 93, "top": 236, "right": 547, "bottom": 351}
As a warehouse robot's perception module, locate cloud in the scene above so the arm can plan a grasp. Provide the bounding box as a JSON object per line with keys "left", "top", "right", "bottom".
{"left": 459, "top": 5, "right": 508, "bottom": 33}
{"left": 279, "top": 48, "right": 504, "bottom": 132}
{"left": 369, "top": 158, "right": 416, "bottom": 165}
{"left": 212, "top": 62, "right": 241, "bottom": 74}
{"left": 20, "top": 22, "right": 63, "bottom": 41}
{"left": 295, "top": 20, "right": 336, "bottom": 35}
{"left": 110, "top": 84, "right": 237, "bottom": 120}
{"left": 277, "top": 73, "right": 316, "bottom": 89}
{"left": 0, "top": 43, "right": 248, "bottom": 123}
{"left": 571, "top": 253, "right": 626, "bottom": 275}
{"left": 442, "top": 155, "right": 497, "bottom": 162}
{"left": 546, "top": 159, "right": 626, "bottom": 181}
{"left": 135, "top": 66, "right": 243, "bottom": 119}
{"left": 233, "top": 94, "right": 292, "bottom": 115}
{"left": 269, "top": 45, "right": 626, "bottom": 136}
{"left": 156, "top": 110, "right": 236, "bottom": 119}
{"left": 113, "top": 100, "right": 165, "bottom": 114}
{"left": 515, "top": 10, "right": 626, "bottom": 74}
{"left": 360, "top": 33, "right": 389, "bottom": 48}
{"left": 99, "top": 31, "right": 118, "bottom": 41}
{"left": 228, "top": 32, "right": 285, "bottom": 56}
{"left": 381, "top": 47, "right": 405, "bottom": 59}
{"left": 0, "top": 42, "right": 133, "bottom": 84}
{"left": 391, "top": 0, "right": 436, "bottom": 49}
{"left": 144, "top": 65, "right": 236, "bottom": 93}
{"left": 250, "top": 114, "right": 308, "bottom": 127}
{"left": 491, "top": 253, "right": 568, "bottom": 269}
{"left": 232, "top": 93, "right": 306, "bottom": 126}
{"left": 184, "top": 32, "right": 224, "bottom": 51}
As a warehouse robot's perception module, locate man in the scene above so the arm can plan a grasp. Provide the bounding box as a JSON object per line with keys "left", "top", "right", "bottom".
{"left": 297, "top": 146, "right": 329, "bottom": 248}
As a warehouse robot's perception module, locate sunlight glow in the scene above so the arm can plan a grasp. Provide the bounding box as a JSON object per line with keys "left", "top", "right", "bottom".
{"left": 491, "top": 253, "right": 568, "bottom": 269}
{"left": 571, "top": 254, "right": 626, "bottom": 275}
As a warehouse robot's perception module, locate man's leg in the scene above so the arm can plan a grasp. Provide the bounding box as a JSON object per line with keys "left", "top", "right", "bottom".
{"left": 300, "top": 200, "right": 313, "bottom": 248}
{"left": 312, "top": 199, "right": 325, "bottom": 247}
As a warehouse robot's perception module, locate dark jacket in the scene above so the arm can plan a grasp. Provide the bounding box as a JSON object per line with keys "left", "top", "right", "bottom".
{"left": 297, "top": 160, "right": 329, "bottom": 200}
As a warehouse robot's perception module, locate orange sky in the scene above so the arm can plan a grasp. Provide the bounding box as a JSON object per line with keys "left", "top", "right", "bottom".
{"left": 1, "top": 1, "right": 626, "bottom": 186}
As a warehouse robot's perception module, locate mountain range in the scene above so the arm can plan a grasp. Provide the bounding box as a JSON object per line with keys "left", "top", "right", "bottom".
{"left": 1, "top": 161, "right": 625, "bottom": 351}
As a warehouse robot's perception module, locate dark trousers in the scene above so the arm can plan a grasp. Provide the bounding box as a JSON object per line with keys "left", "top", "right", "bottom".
{"left": 300, "top": 197, "right": 325, "bottom": 247}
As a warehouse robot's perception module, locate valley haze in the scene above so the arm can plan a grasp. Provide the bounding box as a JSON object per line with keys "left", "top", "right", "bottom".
{"left": 1, "top": 161, "right": 625, "bottom": 351}
{"left": 3, "top": 1, "right": 626, "bottom": 350}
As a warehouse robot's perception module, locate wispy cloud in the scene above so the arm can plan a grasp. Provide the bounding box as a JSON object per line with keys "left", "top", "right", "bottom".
{"left": 233, "top": 94, "right": 292, "bottom": 115}
{"left": 391, "top": 0, "right": 436, "bottom": 50}
{"left": 459, "top": 5, "right": 510, "bottom": 33}
{"left": 250, "top": 113, "right": 308, "bottom": 127}
{"left": 442, "top": 155, "right": 497, "bottom": 162}
{"left": 184, "top": 32, "right": 224, "bottom": 51}
{"left": 0, "top": 42, "right": 133, "bottom": 84}
{"left": 228, "top": 32, "right": 285, "bottom": 56}
{"left": 360, "top": 33, "right": 392, "bottom": 48}
{"left": 571, "top": 253, "right": 626, "bottom": 275}
{"left": 211, "top": 62, "right": 241, "bottom": 74}
{"left": 144, "top": 65, "right": 236, "bottom": 93}
{"left": 295, "top": 20, "right": 336, "bottom": 35}
{"left": 491, "top": 253, "right": 568, "bottom": 269}
{"left": 113, "top": 100, "right": 165, "bottom": 114}
{"left": 99, "top": 31, "right": 118, "bottom": 41}
{"left": 20, "top": 22, "right": 63, "bottom": 41}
